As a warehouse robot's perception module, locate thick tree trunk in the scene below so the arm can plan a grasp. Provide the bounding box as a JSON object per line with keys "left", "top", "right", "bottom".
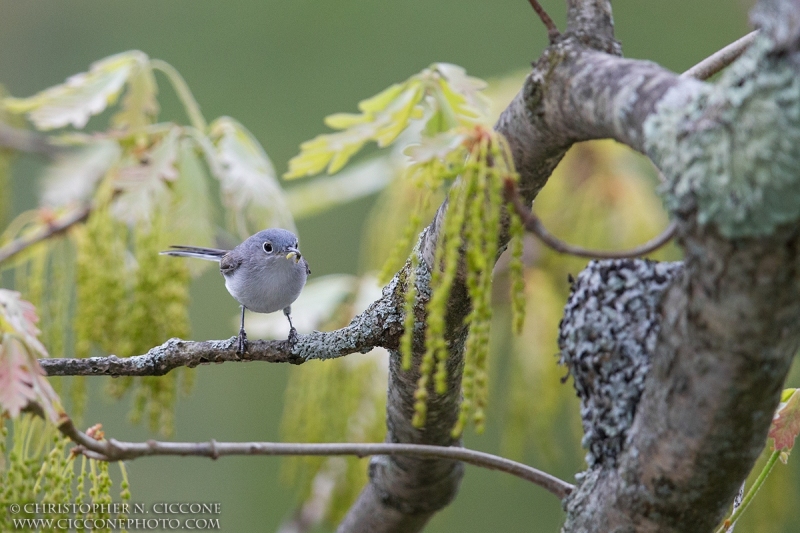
{"left": 339, "top": 1, "right": 800, "bottom": 531}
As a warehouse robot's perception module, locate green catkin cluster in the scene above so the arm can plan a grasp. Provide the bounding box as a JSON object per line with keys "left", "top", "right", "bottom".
{"left": 13, "top": 238, "right": 76, "bottom": 399}
{"left": 379, "top": 185, "right": 432, "bottom": 285}
{"left": 120, "top": 212, "right": 190, "bottom": 435}
{"left": 88, "top": 459, "right": 112, "bottom": 523}
{"left": 43, "top": 240, "right": 75, "bottom": 362}
{"left": 412, "top": 174, "right": 471, "bottom": 428}
{"left": 74, "top": 204, "right": 191, "bottom": 435}
{"left": 0, "top": 151, "right": 10, "bottom": 227}
{"left": 119, "top": 462, "right": 131, "bottom": 526}
{"left": 1, "top": 415, "right": 125, "bottom": 533}
{"left": 74, "top": 206, "right": 129, "bottom": 359}
{"left": 73, "top": 205, "right": 128, "bottom": 418}
{"left": 280, "top": 355, "right": 386, "bottom": 524}
{"left": 400, "top": 252, "right": 419, "bottom": 371}
{"left": 395, "top": 164, "right": 447, "bottom": 373}
{"left": 508, "top": 207, "right": 526, "bottom": 334}
{"left": 455, "top": 138, "right": 504, "bottom": 435}
{"left": 406, "top": 130, "right": 526, "bottom": 434}
{"left": 73, "top": 206, "right": 126, "bottom": 416}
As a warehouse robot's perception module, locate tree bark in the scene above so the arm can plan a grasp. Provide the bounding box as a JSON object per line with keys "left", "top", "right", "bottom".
{"left": 340, "top": 0, "right": 800, "bottom": 531}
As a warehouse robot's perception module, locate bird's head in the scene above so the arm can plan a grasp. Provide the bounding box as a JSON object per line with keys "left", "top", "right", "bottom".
{"left": 254, "top": 228, "right": 302, "bottom": 264}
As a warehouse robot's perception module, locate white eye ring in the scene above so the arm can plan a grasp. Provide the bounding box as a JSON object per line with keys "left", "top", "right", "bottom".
{"left": 263, "top": 242, "right": 273, "bottom": 253}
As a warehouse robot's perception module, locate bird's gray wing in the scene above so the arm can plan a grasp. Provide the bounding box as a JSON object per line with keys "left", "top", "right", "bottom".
{"left": 219, "top": 252, "right": 243, "bottom": 275}
{"left": 303, "top": 257, "right": 311, "bottom": 276}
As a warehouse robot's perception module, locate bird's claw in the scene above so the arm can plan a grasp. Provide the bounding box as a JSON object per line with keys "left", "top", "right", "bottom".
{"left": 236, "top": 330, "right": 248, "bottom": 355}
{"left": 287, "top": 327, "right": 299, "bottom": 344}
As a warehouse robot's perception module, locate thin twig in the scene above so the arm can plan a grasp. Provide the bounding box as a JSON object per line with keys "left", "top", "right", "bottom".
{"left": 681, "top": 31, "right": 758, "bottom": 81}
{"left": 505, "top": 31, "right": 758, "bottom": 260}
{"left": 504, "top": 179, "right": 676, "bottom": 259}
{"left": 528, "top": 0, "right": 560, "bottom": 42}
{"left": 57, "top": 419, "right": 573, "bottom": 499}
{"left": 0, "top": 205, "right": 90, "bottom": 265}
{"left": 150, "top": 59, "right": 208, "bottom": 133}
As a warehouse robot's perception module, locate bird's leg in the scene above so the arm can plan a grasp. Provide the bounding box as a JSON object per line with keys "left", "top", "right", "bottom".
{"left": 284, "top": 306, "right": 298, "bottom": 343}
{"left": 237, "top": 305, "right": 248, "bottom": 354}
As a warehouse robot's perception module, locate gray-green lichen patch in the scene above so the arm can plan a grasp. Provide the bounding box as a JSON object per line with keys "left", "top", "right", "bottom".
{"left": 558, "top": 259, "right": 682, "bottom": 469}
{"left": 294, "top": 267, "right": 407, "bottom": 361}
{"left": 644, "top": 35, "right": 800, "bottom": 238}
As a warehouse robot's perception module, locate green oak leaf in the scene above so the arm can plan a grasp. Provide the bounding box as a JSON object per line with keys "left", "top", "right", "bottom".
{"left": 285, "top": 63, "right": 488, "bottom": 179}
{"left": 110, "top": 127, "right": 180, "bottom": 224}
{"left": 207, "top": 117, "right": 295, "bottom": 237}
{"left": 4, "top": 51, "right": 149, "bottom": 130}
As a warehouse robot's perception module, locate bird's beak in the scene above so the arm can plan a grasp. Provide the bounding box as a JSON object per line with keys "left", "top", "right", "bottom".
{"left": 285, "top": 248, "right": 301, "bottom": 263}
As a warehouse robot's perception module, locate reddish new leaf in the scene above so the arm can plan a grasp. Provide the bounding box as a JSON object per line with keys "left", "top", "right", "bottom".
{"left": 0, "top": 289, "right": 64, "bottom": 422}
{"left": 769, "top": 389, "right": 800, "bottom": 454}
{"left": 0, "top": 335, "right": 38, "bottom": 417}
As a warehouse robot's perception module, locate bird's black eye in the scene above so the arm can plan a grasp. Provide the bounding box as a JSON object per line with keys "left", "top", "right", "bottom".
{"left": 263, "top": 242, "right": 273, "bottom": 253}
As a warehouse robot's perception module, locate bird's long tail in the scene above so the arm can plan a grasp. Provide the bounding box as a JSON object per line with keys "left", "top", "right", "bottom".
{"left": 160, "top": 245, "right": 228, "bottom": 262}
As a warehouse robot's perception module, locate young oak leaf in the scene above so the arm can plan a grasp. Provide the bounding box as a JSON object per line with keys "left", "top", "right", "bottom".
{"left": 110, "top": 127, "right": 180, "bottom": 225}
{"left": 0, "top": 288, "right": 47, "bottom": 357}
{"left": 168, "top": 138, "right": 216, "bottom": 274}
{"left": 323, "top": 82, "right": 408, "bottom": 128}
{"left": 0, "top": 335, "right": 39, "bottom": 418}
{"left": 403, "top": 131, "right": 466, "bottom": 165}
{"left": 286, "top": 82, "right": 425, "bottom": 179}
{"left": 769, "top": 388, "right": 800, "bottom": 462}
{"left": 372, "top": 82, "right": 425, "bottom": 147}
{"left": 432, "top": 63, "right": 490, "bottom": 120}
{"left": 207, "top": 117, "right": 295, "bottom": 237}
{"left": 41, "top": 137, "right": 122, "bottom": 208}
{"left": 111, "top": 61, "right": 159, "bottom": 130}
{"left": 285, "top": 64, "right": 488, "bottom": 180}
{"left": 0, "top": 289, "right": 64, "bottom": 423}
{"left": 4, "top": 51, "right": 149, "bottom": 131}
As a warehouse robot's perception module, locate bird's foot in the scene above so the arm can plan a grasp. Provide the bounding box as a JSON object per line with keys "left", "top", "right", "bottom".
{"left": 287, "top": 327, "right": 299, "bottom": 344}
{"left": 236, "top": 330, "right": 248, "bottom": 355}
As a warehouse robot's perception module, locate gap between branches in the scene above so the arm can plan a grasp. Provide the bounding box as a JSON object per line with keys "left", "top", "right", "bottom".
{"left": 510, "top": 30, "right": 759, "bottom": 260}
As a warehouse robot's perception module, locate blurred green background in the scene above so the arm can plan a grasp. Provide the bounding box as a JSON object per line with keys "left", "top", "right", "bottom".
{"left": 5, "top": 1, "right": 798, "bottom": 532}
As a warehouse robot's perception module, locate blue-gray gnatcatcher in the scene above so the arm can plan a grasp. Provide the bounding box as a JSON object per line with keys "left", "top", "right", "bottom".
{"left": 160, "top": 228, "right": 310, "bottom": 353}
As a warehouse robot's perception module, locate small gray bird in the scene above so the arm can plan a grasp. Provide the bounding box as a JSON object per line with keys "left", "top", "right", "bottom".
{"left": 160, "top": 228, "right": 310, "bottom": 353}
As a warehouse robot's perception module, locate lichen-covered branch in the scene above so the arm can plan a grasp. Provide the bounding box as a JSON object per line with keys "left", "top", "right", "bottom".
{"left": 41, "top": 286, "right": 405, "bottom": 376}
{"left": 559, "top": 259, "right": 683, "bottom": 469}
{"left": 565, "top": 0, "right": 615, "bottom": 45}
{"left": 557, "top": 1, "right": 800, "bottom": 531}
{"left": 41, "top": 337, "right": 303, "bottom": 376}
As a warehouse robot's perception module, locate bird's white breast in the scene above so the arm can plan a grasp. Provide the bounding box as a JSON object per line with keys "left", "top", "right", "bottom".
{"left": 223, "top": 256, "right": 307, "bottom": 314}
